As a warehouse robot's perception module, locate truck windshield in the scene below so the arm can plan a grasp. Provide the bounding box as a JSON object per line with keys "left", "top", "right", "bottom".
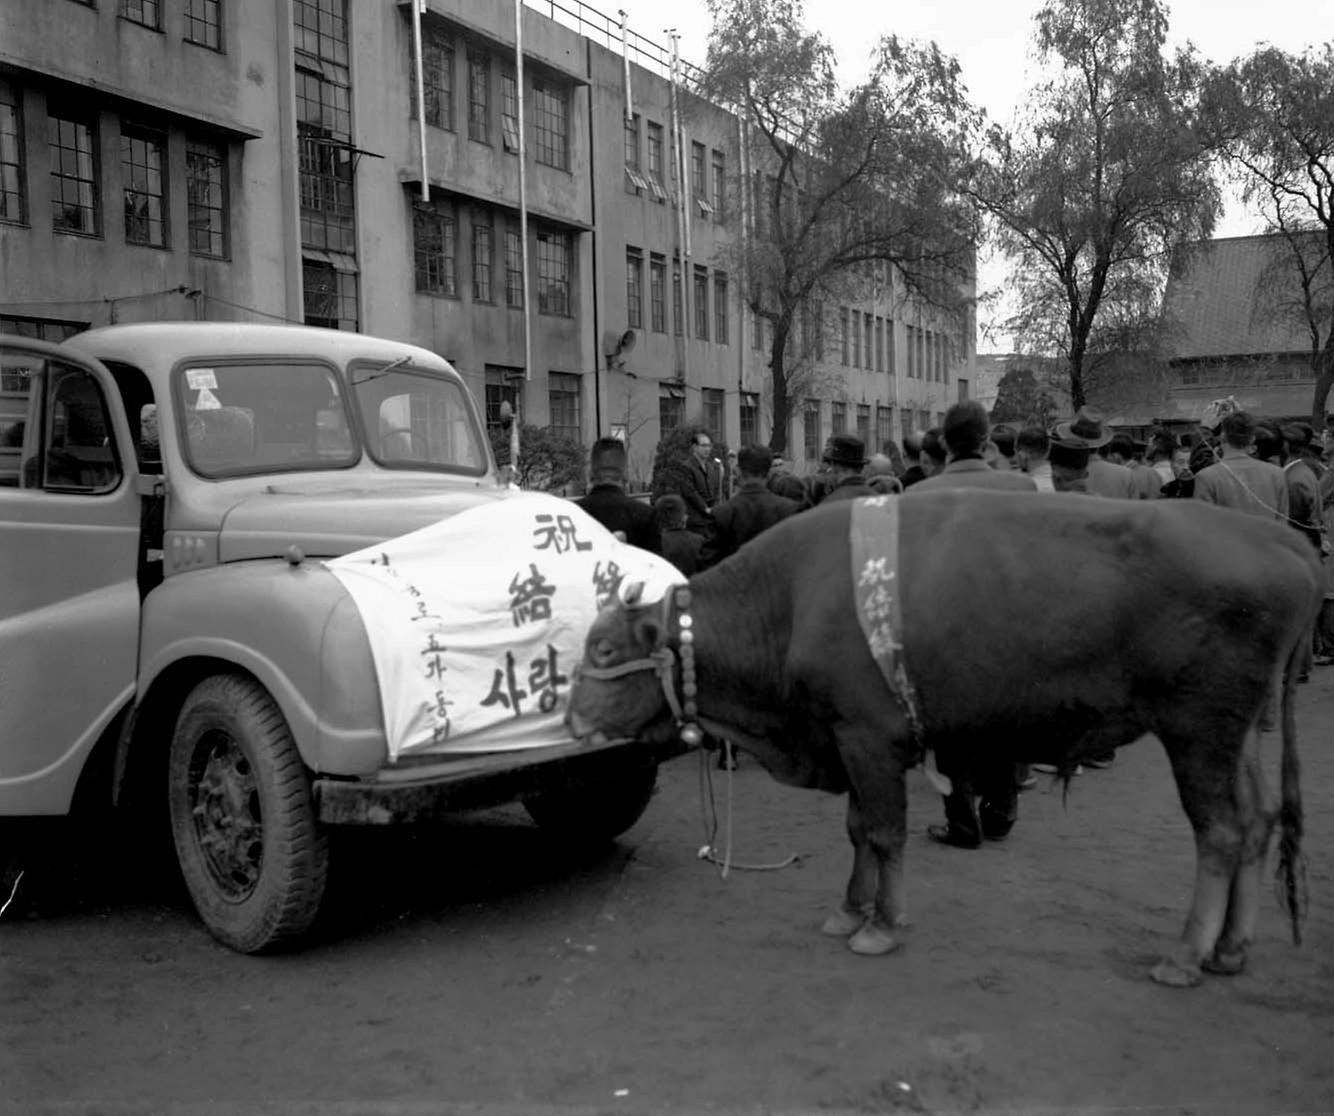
{"left": 178, "top": 360, "right": 358, "bottom": 477}
{"left": 350, "top": 364, "right": 488, "bottom": 476}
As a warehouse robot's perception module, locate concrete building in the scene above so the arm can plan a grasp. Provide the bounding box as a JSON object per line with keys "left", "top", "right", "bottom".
{"left": 1, "top": 0, "right": 976, "bottom": 487}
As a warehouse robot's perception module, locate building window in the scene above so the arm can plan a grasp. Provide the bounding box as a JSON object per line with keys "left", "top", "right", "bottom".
{"left": 185, "top": 0, "right": 221, "bottom": 48}
{"left": 48, "top": 111, "right": 99, "bottom": 235}
{"left": 649, "top": 254, "right": 666, "bottom": 333}
{"left": 548, "top": 371, "right": 581, "bottom": 443}
{"left": 691, "top": 141, "right": 711, "bottom": 216}
{"left": 0, "top": 82, "right": 25, "bottom": 225}
{"left": 504, "top": 223, "right": 523, "bottom": 308}
{"left": 713, "top": 271, "right": 728, "bottom": 345}
{"left": 472, "top": 217, "right": 493, "bottom": 302}
{"left": 900, "top": 409, "right": 912, "bottom": 444}
{"left": 877, "top": 405, "right": 893, "bottom": 452}
{"left": 840, "top": 307, "right": 849, "bottom": 365}
{"left": 856, "top": 404, "right": 871, "bottom": 447}
{"left": 413, "top": 32, "right": 454, "bottom": 130}
{"left": 711, "top": 148, "right": 724, "bottom": 221}
{"left": 957, "top": 378, "right": 969, "bottom": 402}
{"left": 803, "top": 399, "right": 821, "bottom": 462}
{"left": 303, "top": 257, "right": 357, "bottom": 331}
{"left": 865, "top": 315, "right": 874, "bottom": 372}
{"left": 905, "top": 326, "right": 914, "bottom": 378}
{"left": 659, "top": 386, "right": 684, "bottom": 435}
{"left": 693, "top": 266, "right": 709, "bottom": 341}
{"left": 624, "top": 114, "right": 644, "bottom": 194}
{"left": 532, "top": 78, "right": 568, "bottom": 170}
{"left": 485, "top": 365, "right": 522, "bottom": 437}
{"left": 672, "top": 259, "right": 683, "bottom": 336}
{"left": 186, "top": 139, "right": 227, "bottom": 257}
{"left": 500, "top": 70, "right": 519, "bottom": 152}
{"left": 875, "top": 317, "right": 884, "bottom": 372}
{"left": 886, "top": 318, "right": 895, "bottom": 376}
{"left": 831, "top": 401, "right": 847, "bottom": 435}
{"left": 851, "top": 311, "right": 861, "bottom": 368}
{"left": 646, "top": 121, "right": 665, "bottom": 201}
{"left": 625, "top": 247, "right": 643, "bottom": 330}
{"left": 121, "top": 127, "right": 166, "bottom": 247}
{"left": 120, "top": 0, "right": 161, "bottom": 30}
{"left": 468, "top": 50, "right": 489, "bottom": 143}
{"left": 917, "top": 408, "right": 931, "bottom": 432}
{"left": 295, "top": 7, "right": 355, "bottom": 258}
{"left": 413, "top": 202, "right": 457, "bottom": 296}
{"left": 739, "top": 392, "right": 759, "bottom": 447}
{"left": 702, "top": 387, "right": 725, "bottom": 443}
{"left": 536, "top": 227, "right": 570, "bottom": 316}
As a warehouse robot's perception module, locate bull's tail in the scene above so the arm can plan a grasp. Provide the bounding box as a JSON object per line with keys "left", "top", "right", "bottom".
{"left": 1275, "top": 627, "right": 1309, "bottom": 946}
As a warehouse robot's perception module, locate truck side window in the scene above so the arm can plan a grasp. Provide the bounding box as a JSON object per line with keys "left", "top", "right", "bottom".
{"left": 27, "top": 366, "right": 121, "bottom": 493}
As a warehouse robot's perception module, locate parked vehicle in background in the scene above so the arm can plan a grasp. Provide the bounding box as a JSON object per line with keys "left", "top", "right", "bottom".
{"left": 0, "top": 322, "right": 677, "bottom": 953}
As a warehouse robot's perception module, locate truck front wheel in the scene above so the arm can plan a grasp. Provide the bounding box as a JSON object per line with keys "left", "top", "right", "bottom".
{"left": 168, "top": 674, "right": 329, "bottom": 953}
{"left": 523, "top": 760, "right": 659, "bottom": 845}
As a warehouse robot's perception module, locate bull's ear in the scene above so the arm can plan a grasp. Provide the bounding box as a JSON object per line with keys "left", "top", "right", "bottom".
{"left": 622, "top": 580, "right": 645, "bottom": 606}
{"left": 633, "top": 613, "right": 663, "bottom": 650}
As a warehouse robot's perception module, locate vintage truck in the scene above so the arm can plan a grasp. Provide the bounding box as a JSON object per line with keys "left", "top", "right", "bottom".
{"left": 0, "top": 322, "right": 679, "bottom": 952}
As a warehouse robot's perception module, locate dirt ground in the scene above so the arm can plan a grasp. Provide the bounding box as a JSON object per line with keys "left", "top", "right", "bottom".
{"left": 3, "top": 672, "right": 1333, "bottom": 1115}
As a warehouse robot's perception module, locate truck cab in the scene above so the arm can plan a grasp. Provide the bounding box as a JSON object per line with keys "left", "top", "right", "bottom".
{"left": 0, "top": 323, "right": 674, "bottom": 952}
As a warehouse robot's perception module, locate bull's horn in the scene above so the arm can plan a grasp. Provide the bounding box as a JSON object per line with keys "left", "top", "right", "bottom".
{"left": 623, "top": 580, "right": 645, "bottom": 605}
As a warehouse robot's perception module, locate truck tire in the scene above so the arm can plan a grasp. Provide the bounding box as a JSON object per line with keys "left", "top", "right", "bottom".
{"left": 523, "top": 760, "right": 659, "bottom": 845}
{"left": 168, "top": 674, "right": 328, "bottom": 953}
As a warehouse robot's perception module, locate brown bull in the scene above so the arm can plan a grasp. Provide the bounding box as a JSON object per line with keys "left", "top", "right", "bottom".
{"left": 566, "top": 490, "right": 1318, "bottom": 986}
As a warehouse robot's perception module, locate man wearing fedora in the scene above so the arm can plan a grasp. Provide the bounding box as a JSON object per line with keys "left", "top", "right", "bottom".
{"left": 1053, "top": 408, "right": 1137, "bottom": 498}
{"left": 819, "top": 434, "right": 875, "bottom": 503}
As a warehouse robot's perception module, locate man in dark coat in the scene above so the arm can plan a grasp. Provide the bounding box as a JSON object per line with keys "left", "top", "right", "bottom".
{"left": 819, "top": 434, "right": 875, "bottom": 503}
{"left": 908, "top": 401, "right": 1036, "bottom": 849}
{"left": 699, "top": 444, "right": 802, "bottom": 568}
{"left": 654, "top": 493, "right": 703, "bottom": 575}
{"left": 575, "top": 437, "right": 660, "bottom": 553}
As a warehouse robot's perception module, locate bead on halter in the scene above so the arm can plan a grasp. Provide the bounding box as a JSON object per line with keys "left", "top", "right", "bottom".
{"left": 674, "top": 585, "right": 703, "bottom": 746}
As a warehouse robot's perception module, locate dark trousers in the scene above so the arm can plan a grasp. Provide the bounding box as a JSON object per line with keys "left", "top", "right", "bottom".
{"left": 939, "top": 752, "right": 1019, "bottom": 842}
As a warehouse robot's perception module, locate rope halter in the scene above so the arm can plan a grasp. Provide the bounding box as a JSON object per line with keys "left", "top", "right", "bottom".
{"left": 575, "top": 584, "right": 704, "bottom": 747}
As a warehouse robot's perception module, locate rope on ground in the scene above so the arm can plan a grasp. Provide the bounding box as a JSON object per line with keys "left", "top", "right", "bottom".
{"left": 695, "top": 742, "right": 802, "bottom": 878}
{"left": 0, "top": 870, "right": 24, "bottom": 919}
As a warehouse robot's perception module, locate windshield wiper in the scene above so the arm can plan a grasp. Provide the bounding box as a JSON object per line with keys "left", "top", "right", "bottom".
{"left": 351, "top": 353, "right": 414, "bottom": 385}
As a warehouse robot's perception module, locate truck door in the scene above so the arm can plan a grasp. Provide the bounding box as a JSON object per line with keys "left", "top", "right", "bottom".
{"left": 0, "top": 339, "right": 142, "bottom": 816}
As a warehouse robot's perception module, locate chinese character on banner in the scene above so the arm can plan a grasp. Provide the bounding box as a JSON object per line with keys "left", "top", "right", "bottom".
{"left": 592, "top": 559, "right": 624, "bottom": 610}
{"left": 481, "top": 650, "right": 528, "bottom": 717}
{"left": 528, "top": 644, "right": 570, "bottom": 713}
{"left": 532, "top": 513, "right": 593, "bottom": 554}
{"left": 508, "top": 563, "right": 556, "bottom": 626}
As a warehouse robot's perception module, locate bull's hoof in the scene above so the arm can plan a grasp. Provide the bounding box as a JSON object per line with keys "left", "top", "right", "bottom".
{"left": 848, "top": 922, "right": 901, "bottom": 956}
{"left": 820, "top": 904, "right": 868, "bottom": 937}
{"left": 1149, "top": 957, "right": 1204, "bottom": 988}
{"left": 1201, "top": 945, "right": 1248, "bottom": 976}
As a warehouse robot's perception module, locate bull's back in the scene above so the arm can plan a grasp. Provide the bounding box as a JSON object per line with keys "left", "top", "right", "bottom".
{"left": 894, "top": 491, "right": 1319, "bottom": 733}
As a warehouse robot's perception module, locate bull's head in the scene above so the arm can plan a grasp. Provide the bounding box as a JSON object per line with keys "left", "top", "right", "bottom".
{"left": 566, "top": 583, "right": 678, "bottom": 744}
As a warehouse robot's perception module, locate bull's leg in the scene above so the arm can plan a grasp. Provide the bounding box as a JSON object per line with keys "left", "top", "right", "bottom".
{"left": 835, "top": 737, "right": 909, "bottom": 957}
{"left": 821, "top": 791, "right": 876, "bottom": 937}
{"left": 1150, "top": 728, "right": 1248, "bottom": 988}
{"left": 1204, "top": 726, "right": 1279, "bottom": 976}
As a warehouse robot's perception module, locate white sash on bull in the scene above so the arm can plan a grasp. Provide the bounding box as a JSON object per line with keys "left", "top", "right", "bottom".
{"left": 849, "top": 496, "right": 949, "bottom": 794}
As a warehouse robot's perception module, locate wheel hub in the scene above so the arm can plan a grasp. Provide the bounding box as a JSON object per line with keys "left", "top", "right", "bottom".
{"left": 190, "top": 730, "right": 263, "bottom": 901}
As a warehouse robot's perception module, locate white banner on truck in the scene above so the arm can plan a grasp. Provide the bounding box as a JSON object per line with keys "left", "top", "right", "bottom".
{"left": 326, "top": 492, "right": 684, "bottom": 760}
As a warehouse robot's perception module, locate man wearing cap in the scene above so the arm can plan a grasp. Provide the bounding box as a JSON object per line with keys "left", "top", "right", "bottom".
{"left": 913, "top": 401, "right": 1038, "bottom": 497}
{"left": 819, "top": 434, "right": 875, "bottom": 503}
{"left": 1051, "top": 408, "right": 1137, "bottom": 498}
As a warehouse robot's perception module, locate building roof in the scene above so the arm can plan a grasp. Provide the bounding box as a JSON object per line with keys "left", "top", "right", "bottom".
{"left": 1163, "top": 234, "right": 1317, "bottom": 359}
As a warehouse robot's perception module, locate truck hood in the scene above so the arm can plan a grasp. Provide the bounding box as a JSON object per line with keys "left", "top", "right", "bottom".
{"left": 217, "top": 481, "right": 515, "bottom": 562}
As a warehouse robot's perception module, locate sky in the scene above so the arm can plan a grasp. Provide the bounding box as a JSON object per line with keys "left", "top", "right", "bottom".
{"left": 608, "top": 0, "right": 1334, "bottom": 350}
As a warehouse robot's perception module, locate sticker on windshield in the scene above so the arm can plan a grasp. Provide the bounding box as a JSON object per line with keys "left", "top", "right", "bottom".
{"left": 186, "top": 368, "right": 218, "bottom": 391}
{"left": 194, "top": 387, "right": 222, "bottom": 411}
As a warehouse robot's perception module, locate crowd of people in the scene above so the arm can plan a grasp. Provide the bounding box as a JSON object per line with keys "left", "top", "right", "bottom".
{"left": 573, "top": 401, "right": 1334, "bottom": 796}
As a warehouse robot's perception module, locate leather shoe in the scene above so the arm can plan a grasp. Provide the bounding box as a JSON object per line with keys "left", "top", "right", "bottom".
{"left": 926, "top": 824, "right": 981, "bottom": 850}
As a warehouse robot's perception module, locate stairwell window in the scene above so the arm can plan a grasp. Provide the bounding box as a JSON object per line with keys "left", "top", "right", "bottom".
{"left": 122, "top": 126, "right": 167, "bottom": 247}
{"left": 49, "top": 111, "right": 99, "bottom": 236}
{"left": 187, "top": 139, "right": 227, "bottom": 257}
{"left": 413, "top": 202, "right": 457, "bottom": 297}
{"left": 537, "top": 227, "right": 571, "bottom": 316}
{"left": 533, "top": 78, "right": 568, "bottom": 171}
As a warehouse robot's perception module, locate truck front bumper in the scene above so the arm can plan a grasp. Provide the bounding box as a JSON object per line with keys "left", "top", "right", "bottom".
{"left": 312, "top": 735, "right": 690, "bottom": 825}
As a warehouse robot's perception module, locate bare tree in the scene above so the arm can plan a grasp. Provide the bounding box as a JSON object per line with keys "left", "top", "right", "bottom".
{"left": 1204, "top": 44, "right": 1334, "bottom": 423}
{"left": 700, "top": 0, "right": 981, "bottom": 452}
{"left": 969, "top": 0, "right": 1219, "bottom": 410}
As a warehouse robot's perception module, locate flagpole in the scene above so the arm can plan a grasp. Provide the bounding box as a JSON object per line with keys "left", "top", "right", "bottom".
{"left": 512, "top": 0, "right": 530, "bottom": 482}
{"left": 411, "top": 0, "right": 428, "bottom": 201}
{"left": 667, "top": 29, "right": 690, "bottom": 387}
{"left": 619, "top": 10, "right": 633, "bottom": 124}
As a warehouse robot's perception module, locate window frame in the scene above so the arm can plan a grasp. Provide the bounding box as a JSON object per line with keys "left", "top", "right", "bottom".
{"left": 536, "top": 226, "right": 571, "bottom": 317}
{"left": 48, "top": 109, "right": 100, "bottom": 237}
{"left": 186, "top": 138, "right": 228, "bottom": 258}
{"left": 471, "top": 215, "right": 494, "bottom": 303}
{"left": 625, "top": 247, "right": 643, "bottom": 331}
{"left": 547, "top": 370, "right": 582, "bottom": 444}
{"left": 120, "top": 123, "right": 168, "bottom": 248}
{"left": 184, "top": 0, "right": 222, "bottom": 50}
{"left": 413, "top": 201, "right": 458, "bottom": 298}
{"left": 649, "top": 254, "right": 666, "bottom": 333}
{"left": 532, "top": 77, "right": 569, "bottom": 171}
{"left": 467, "top": 48, "right": 490, "bottom": 144}
{"left": 0, "top": 80, "right": 26, "bottom": 226}
{"left": 119, "top": 0, "right": 162, "bottom": 31}
{"left": 713, "top": 270, "right": 728, "bottom": 345}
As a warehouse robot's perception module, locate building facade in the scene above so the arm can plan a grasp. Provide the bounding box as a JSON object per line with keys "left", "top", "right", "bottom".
{"left": 0, "top": 0, "right": 976, "bottom": 489}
